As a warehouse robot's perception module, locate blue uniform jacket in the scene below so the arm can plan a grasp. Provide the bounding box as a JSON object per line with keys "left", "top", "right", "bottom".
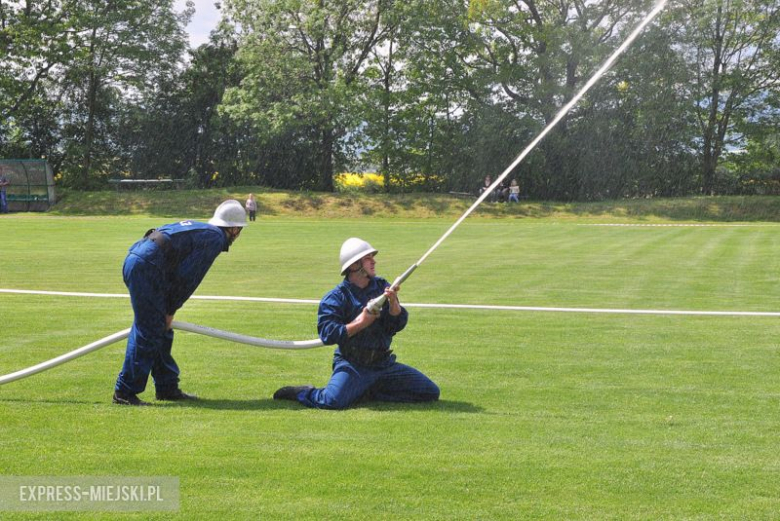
{"left": 317, "top": 277, "right": 408, "bottom": 367}
{"left": 126, "top": 220, "right": 228, "bottom": 315}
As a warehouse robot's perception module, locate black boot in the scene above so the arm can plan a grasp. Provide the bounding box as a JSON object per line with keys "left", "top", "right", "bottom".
{"left": 273, "top": 385, "right": 313, "bottom": 401}
{"left": 156, "top": 389, "right": 198, "bottom": 401}
{"left": 113, "top": 390, "right": 151, "bottom": 406}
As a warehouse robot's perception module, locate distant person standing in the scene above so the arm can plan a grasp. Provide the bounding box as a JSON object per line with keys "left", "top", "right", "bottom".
{"left": 113, "top": 200, "right": 247, "bottom": 406}
{"left": 245, "top": 193, "right": 257, "bottom": 222}
{"left": 0, "top": 166, "right": 10, "bottom": 213}
{"left": 508, "top": 179, "right": 520, "bottom": 203}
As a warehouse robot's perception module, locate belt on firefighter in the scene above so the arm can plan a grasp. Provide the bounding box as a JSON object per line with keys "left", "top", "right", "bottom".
{"left": 347, "top": 348, "right": 393, "bottom": 366}
{"left": 144, "top": 229, "right": 172, "bottom": 256}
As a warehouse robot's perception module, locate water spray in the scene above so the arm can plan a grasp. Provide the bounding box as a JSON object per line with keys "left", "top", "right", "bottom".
{"left": 367, "top": 0, "right": 668, "bottom": 313}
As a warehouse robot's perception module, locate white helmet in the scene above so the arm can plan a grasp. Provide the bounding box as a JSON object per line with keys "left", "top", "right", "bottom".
{"left": 208, "top": 199, "right": 248, "bottom": 228}
{"left": 340, "top": 238, "right": 378, "bottom": 275}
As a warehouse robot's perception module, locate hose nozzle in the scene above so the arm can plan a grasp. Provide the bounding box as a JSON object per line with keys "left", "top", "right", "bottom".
{"left": 366, "top": 264, "right": 418, "bottom": 314}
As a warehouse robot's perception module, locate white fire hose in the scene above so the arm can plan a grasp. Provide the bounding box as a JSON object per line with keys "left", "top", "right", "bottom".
{"left": 366, "top": 0, "right": 668, "bottom": 314}
{"left": 0, "top": 321, "right": 323, "bottom": 387}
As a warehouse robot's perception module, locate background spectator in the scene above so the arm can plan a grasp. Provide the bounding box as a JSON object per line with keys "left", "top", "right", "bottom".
{"left": 0, "top": 166, "right": 10, "bottom": 213}
{"left": 508, "top": 179, "right": 520, "bottom": 203}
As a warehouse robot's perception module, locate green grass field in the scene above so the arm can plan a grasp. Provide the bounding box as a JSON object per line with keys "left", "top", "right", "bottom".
{"left": 1, "top": 197, "right": 780, "bottom": 519}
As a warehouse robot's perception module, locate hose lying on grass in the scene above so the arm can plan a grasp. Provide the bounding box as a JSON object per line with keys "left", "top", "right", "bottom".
{"left": 0, "top": 321, "right": 324, "bottom": 386}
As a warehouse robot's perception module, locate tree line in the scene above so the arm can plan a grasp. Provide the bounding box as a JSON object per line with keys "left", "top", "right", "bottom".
{"left": 1, "top": 0, "right": 778, "bottom": 200}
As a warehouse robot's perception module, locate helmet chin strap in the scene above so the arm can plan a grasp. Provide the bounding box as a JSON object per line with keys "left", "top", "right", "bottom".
{"left": 348, "top": 261, "right": 371, "bottom": 281}
{"left": 222, "top": 227, "right": 241, "bottom": 246}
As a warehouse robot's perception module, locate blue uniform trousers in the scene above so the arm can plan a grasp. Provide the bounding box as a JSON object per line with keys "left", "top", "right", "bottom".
{"left": 298, "top": 355, "right": 440, "bottom": 410}
{"left": 115, "top": 254, "right": 180, "bottom": 395}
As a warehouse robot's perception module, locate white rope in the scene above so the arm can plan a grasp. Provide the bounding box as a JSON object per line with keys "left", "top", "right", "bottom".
{"left": 0, "top": 321, "right": 324, "bottom": 387}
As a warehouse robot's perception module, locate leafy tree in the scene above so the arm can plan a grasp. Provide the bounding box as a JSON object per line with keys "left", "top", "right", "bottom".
{"left": 0, "top": 0, "right": 70, "bottom": 121}
{"left": 720, "top": 89, "right": 780, "bottom": 194}
{"left": 673, "top": 0, "right": 780, "bottom": 194}
{"left": 2, "top": 0, "right": 778, "bottom": 200}
{"left": 1, "top": 0, "right": 191, "bottom": 187}
{"left": 360, "top": 0, "right": 489, "bottom": 193}
{"left": 62, "top": 0, "right": 190, "bottom": 187}
{"left": 452, "top": 0, "right": 662, "bottom": 199}
{"left": 567, "top": 19, "right": 699, "bottom": 199}
{"left": 222, "top": 0, "right": 393, "bottom": 191}
{"left": 0, "top": 0, "right": 73, "bottom": 164}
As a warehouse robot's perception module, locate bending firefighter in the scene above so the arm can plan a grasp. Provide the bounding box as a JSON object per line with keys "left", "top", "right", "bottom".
{"left": 113, "top": 200, "right": 247, "bottom": 406}
{"left": 274, "top": 238, "right": 440, "bottom": 409}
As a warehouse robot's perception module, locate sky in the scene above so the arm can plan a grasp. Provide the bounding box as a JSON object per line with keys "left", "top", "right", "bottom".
{"left": 175, "top": 0, "right": 221, "bottom": 48}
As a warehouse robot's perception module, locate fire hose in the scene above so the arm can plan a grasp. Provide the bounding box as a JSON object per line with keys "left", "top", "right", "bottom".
{"left": 0, "top": 321, "right": 324, "bottom": 386}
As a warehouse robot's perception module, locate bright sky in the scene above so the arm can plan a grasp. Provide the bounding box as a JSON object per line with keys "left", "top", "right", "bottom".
{"left": 175, "top": 0, "right": 221, "bottom": 48}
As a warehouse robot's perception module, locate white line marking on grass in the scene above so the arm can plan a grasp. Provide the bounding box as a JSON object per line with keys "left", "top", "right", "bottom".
{"left": 405, "top": 303, "right": 780, "bottom": 316}
{"left": 0, "top": 288, "right": 319, "bottom": 304}
{"left": 1, "top": 289, "right": 129, "bottom": 298}
{"left": 577, "top": 223, "right": 776, "bottom": 227}
{"left": 2, "top": 288, "right": 778, "bottom": 317}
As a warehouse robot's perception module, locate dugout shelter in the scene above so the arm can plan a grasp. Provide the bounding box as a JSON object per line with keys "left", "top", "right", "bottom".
{"left": 0, "top": 159, "right": 56, "bottom": 212}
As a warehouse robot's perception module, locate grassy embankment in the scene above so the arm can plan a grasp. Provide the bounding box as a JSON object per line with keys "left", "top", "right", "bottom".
{"left": 49, "top": 187, "right": 780, "bottom": 222}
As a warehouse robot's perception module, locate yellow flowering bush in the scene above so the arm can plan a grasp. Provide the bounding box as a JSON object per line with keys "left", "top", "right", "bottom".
{"left": 334, "top": 172, "right": 384, "bottom": 193}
